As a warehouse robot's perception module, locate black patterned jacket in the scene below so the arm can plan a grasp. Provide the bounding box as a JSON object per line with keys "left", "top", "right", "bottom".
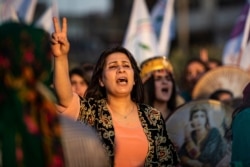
{"left": 77, "top": 98, "right": 180, "bottom": 167}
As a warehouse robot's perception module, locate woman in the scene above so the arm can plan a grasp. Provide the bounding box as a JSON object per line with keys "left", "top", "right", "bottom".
{"left": 51, "top": 17, "right": 179, "bottom": 166}
{"left": 140, "top": 56, "right": 183, "bottom": 121}
{"left": 69, "top": 67, "right": 89, "bottom": 98}
{"left": 180, "top": 58, "right": 208, "bottom": 102}
{"left": 178, "top": 105, "right": 228, "bottom": 167}
{"left": 231, "top": 82, "right": 250, "bottom": 166}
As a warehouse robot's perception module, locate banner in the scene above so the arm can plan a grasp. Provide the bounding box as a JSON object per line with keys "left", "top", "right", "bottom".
{"left": 123, "top": 0, "right": 159, "bottom": 66}
{"left": 0, "top": 0, "right": 19, "bottom": 24}
{"left": 17, "top": 0, "right": 37, "bottom": 24}
{"left": 222, "top": 3, "right": 250, "bottom": 67}
{"left": 151, "top": 0, "right": 175, "bottom": 56}
{"left": 166, "top": 100, "right": 231, "bottom": 166}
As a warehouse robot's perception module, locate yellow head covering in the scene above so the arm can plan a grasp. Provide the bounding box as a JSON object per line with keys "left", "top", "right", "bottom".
{"left": 140, "top": 56, "right": 173, "bottom": 79}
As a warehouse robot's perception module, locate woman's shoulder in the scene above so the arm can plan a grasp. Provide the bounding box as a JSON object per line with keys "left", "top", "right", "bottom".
{"left": 79, "top": 97, "right": 107, "bottom": 118}
{"left": 139, "top": 103, "right": 152, "bottom": 108}
{"left": 80, "top": 97, "right": 106, "bottom": 107}
{"left": 138, "top": 103, "right": 163, "bottom": 122}
{"left": 139, "top": 103, "right": 161, "bottom": 114}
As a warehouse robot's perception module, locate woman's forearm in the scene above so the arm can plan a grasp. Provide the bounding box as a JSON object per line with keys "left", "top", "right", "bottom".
{"left": 53, "top": 56, "right": 73, "bottom": 108}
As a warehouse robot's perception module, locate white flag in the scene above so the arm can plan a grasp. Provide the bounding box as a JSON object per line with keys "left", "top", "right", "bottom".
{"left": 36, "top": 0, "right": 59, "bottom": 34}
{"left": 239, "top": 40, "right": 250, "bottom": 72}
{"left": 0, "top": 0, "right": 19, "bottom": 24}
{"left": 123, "top": 0, "right": 159, "bottom": 66}
{"left": 222, "top": 2, "right": 250, "bottom": 67}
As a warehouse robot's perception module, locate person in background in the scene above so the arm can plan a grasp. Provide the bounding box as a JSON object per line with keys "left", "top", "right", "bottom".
{"left": 69, "top": 67, "right": 89, "bottom": 98}
{"left": 210, "top": 89, "right": 234, "bottom": 106}
{"left": 140, "top": 56, "right": 184, "bottom": 121}
{"left": 180, "top": 58, "right": 209, "bottom": 102}
{"left": 51, "top": 17, "right": 180, "bottom": 166}
{"left": 206, "top": 58, "right": 222, "bottom": 70}
{"left": 199, "top": 48, "right": 222, "bottom": 70}
{"left": 0, "top": 21, "right": 109, "bottom": 167}
{"left": 179, "top": 105, "right": 229, "bottom": 167}
{"left": 80, "top": 62, "right": 95, "bottom": 84}
{"left": 231, "top": 82, "right": 250, "bottom": 167}
{"left": 0, "top": 21, "right": 64, "bottom": 167}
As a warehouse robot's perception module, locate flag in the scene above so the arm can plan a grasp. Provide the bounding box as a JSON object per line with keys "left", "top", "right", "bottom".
{"left": 123, "top": 0, "right": 159, "bottom": 66}
{"left": 17, "top": 0, "right": 37, "bottom": 24}
{"left": 239, "top": 41, "right": 250, "bottom": 72}
{"left": 0, "top": 0, "right": 19, "bottom": 24}
{"left": 222, "top": 2, "right": 250, "bottom": 66}
{"left": 9, "top": 6, "right": 19, "bottom": 22}
{"left": 36, "top": 0, "right": 59, "bottom": 34}
{"left": 151, "top": 0, "right": 175, "bottom": 56}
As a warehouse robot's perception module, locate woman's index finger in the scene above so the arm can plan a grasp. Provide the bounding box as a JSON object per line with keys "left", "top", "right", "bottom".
{"left": 53, "top": 17, "right": 61, "bottom": 33}
{"left": 61, "top": 17, "right": 67, "bottom": 34}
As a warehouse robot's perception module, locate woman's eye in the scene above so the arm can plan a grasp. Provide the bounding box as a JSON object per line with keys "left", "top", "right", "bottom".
{"left": 193, "top": 115, "right": 198, "bottom": 119}
{"left": 123, "top": 64, "right": 130, "bottom": 68}
{"left": 154, "top": 77, "right": 161, "bottom": 81}
{"left": 109, "top": 65, "right": 117, "bottom": 69}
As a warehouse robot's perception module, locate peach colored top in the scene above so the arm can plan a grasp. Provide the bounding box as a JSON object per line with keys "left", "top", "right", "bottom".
{"left": 111, "top": 117, "right": 148, "bottom": 167}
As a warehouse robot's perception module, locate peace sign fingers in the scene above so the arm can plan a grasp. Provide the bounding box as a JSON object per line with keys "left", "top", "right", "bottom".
{"left": 51, "top": 17, "right": 70, "bottom": 57}
{"left": 61, "top": 17, "right": 68, "bottom": 34}
{"left": 53, "top": 17, "right": 61, "bottom": 33}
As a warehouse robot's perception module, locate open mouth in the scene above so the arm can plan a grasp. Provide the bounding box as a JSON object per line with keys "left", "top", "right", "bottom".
{"left": 117, "top": 77, "right": 128, "bottom": 84}
{"left": 161, "top": 88, "right": 169, "bottom": 93}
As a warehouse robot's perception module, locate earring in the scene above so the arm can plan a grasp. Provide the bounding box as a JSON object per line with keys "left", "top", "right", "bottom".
{"left": 99, "top": 79, "right": 104, "bottom": 87}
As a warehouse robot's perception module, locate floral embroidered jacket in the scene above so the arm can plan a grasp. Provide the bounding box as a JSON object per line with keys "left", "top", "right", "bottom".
{"left": 77, "top": 98, "right": 180, "bottom": 167}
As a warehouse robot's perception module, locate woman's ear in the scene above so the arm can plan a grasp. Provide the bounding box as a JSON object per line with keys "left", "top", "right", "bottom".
{"left": 99, "top": 78, "right": 104, "bottom": 87}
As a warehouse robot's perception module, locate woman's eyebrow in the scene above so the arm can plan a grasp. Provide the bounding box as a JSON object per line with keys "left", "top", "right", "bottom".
{"left": 109, "top": 60, "right": 130, "bottom": 64}
{"left": 107, "top": 61, "right": 117, "bottom": 65}
{"left": 122, "top": 60, "right": 130, "bottom": 64}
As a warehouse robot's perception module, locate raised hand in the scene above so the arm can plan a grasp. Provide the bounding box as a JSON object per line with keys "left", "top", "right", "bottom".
{"left": 51, "top": 17, "right": 70, "bottom": 58}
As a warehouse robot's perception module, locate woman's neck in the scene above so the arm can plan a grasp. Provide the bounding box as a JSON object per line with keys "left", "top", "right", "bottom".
{"left": 106, "top": 95, "right": 134, "bottom": 114}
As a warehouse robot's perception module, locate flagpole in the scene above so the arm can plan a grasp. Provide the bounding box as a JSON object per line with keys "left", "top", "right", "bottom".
{"left": 238, "top": 5, "right": 250, "bottom": 66}
{"left": 241, "top": 5, "right": 250, "bottom": 50}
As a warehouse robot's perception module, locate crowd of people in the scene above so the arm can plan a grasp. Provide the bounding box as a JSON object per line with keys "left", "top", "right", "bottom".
{"left": 1, "top": 16, "right": 250, "bottom": 167}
